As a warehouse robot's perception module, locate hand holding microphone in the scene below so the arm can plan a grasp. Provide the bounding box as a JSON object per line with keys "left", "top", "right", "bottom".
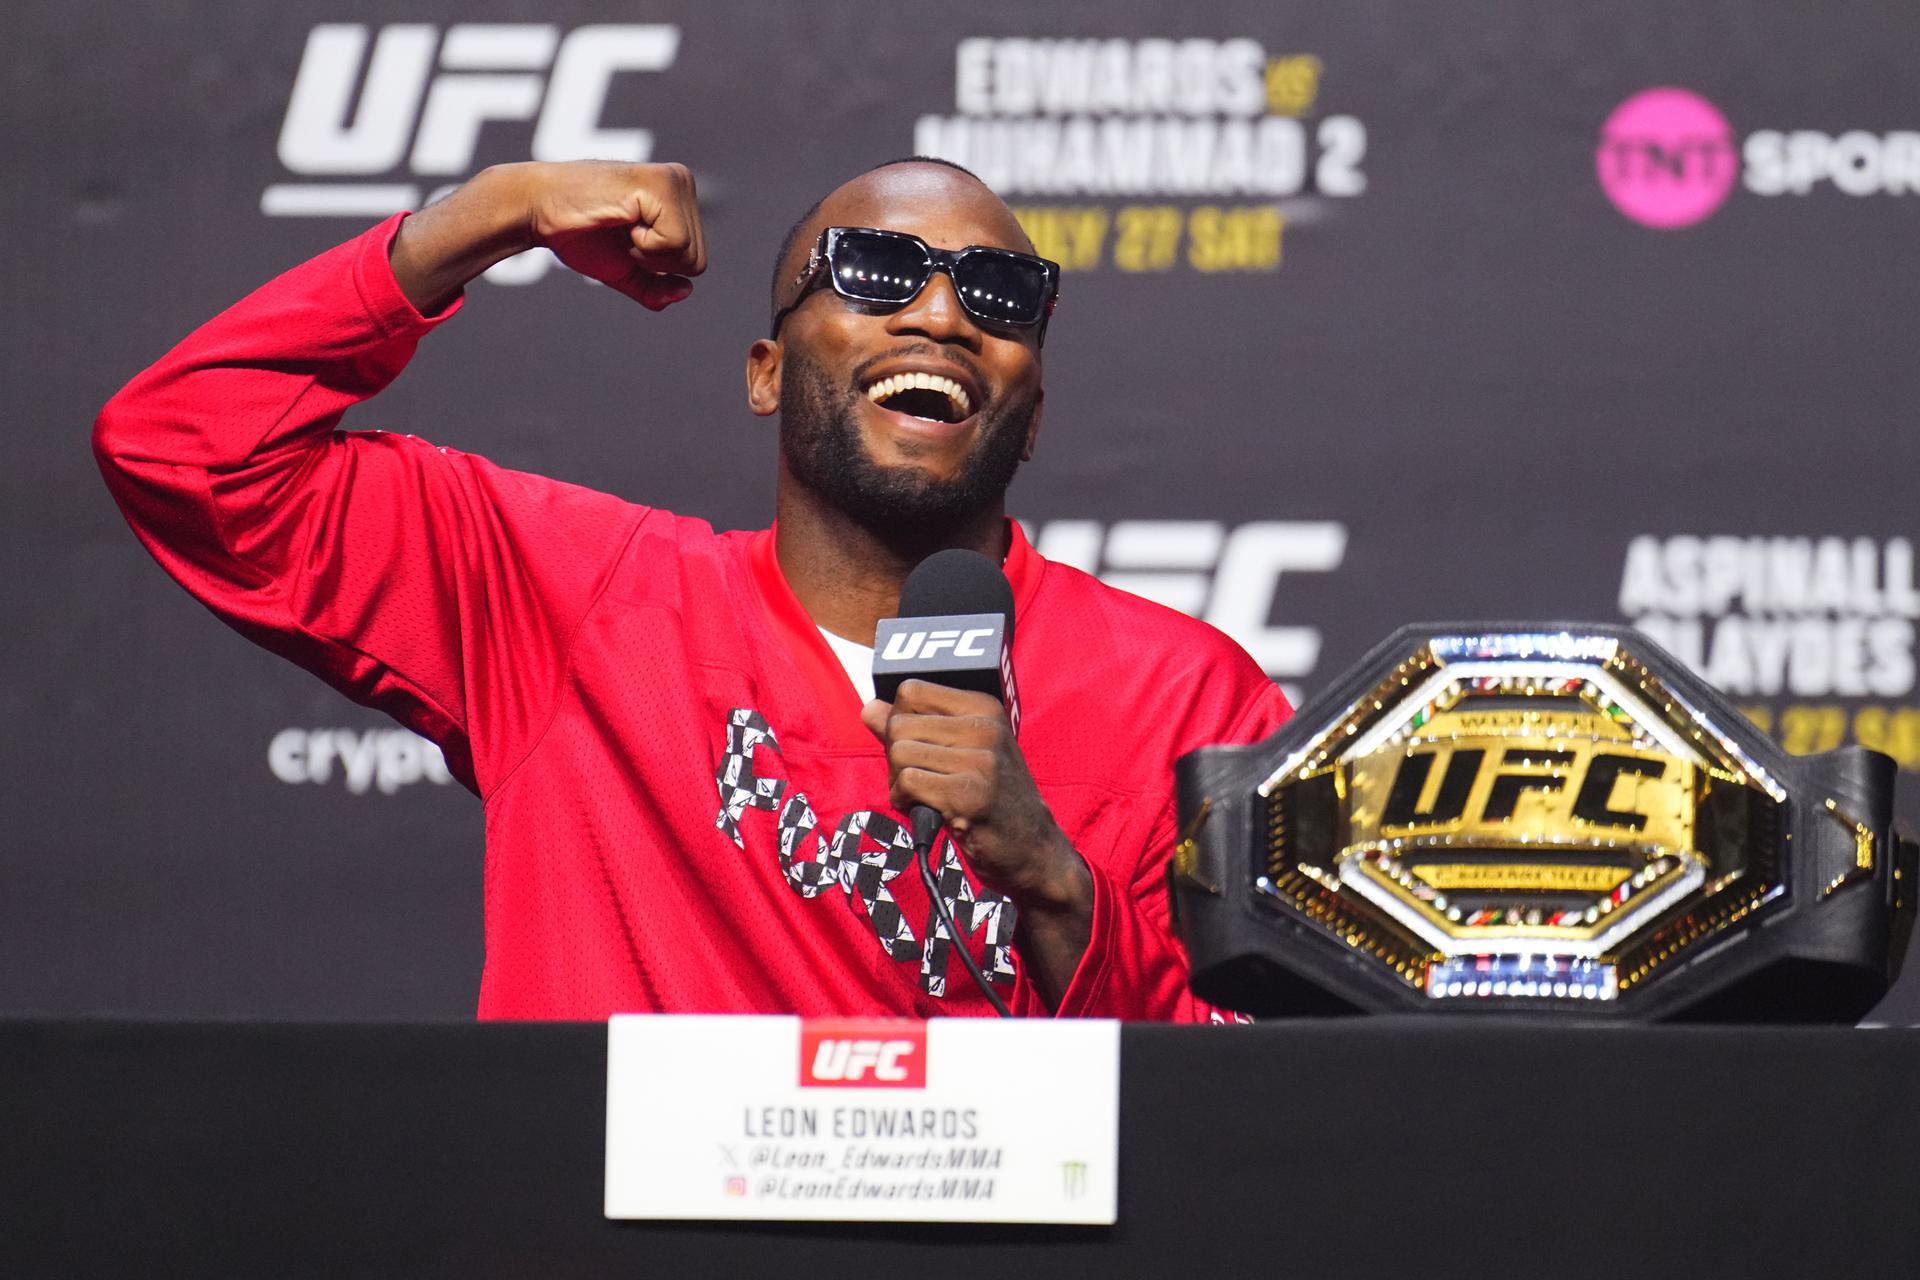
{"left": 862, "top": 551, "right": 1092, "bottom": 1011}
{"left": 861, "top": 678, "right": 1070, "bottom": 890}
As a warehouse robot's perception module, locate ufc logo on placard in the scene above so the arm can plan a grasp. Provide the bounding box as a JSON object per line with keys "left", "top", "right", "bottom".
{"left": 262, "top": 22, "right": 679, "bottom": 263}
{"left": 799, "top": 1021, "right": 928, "bottom": 1088}
{"left": 879, "top": 628, "right": 996, "bottom": 661}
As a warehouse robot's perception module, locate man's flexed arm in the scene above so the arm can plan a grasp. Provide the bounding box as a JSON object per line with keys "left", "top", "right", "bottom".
{"left": 93, "top": 163, "right": 693, "bottom": 792}
{"left": 390, "top": 161, "right": 707, "bottom": 314}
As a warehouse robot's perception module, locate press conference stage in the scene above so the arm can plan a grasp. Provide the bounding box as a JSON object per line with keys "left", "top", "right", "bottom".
{"left": 4, "top": 1018, "right": 1916, "bottom": 1277}
{"left": 14, "top": 4, "right": 1920, "bottom": 1277}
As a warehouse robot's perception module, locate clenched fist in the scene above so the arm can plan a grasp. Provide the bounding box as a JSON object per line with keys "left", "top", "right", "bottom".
{"left": 389, "top": 160, "right": 707, "bottom": 315}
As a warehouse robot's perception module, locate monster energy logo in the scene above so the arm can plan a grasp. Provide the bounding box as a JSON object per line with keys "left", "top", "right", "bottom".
{"left": 1061, "top": 1160, "right": 1088, "bottom": 1199}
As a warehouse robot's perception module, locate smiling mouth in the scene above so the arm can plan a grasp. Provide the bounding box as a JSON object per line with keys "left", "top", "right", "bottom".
{"left": 864, "top": 372, "right": 974, "bottom": 425}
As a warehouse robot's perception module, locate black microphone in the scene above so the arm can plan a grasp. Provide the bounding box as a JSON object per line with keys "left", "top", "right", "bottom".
{"left": 873, "top": 549, "right": 1019, "bottom": 852}
{"left": 872, "top": 548, "right": 1018, "bottom": 1016}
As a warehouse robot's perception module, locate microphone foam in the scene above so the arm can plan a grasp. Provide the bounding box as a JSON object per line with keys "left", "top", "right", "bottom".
{"left": 896, "top": 548, "right": 1015, "bottom": 646}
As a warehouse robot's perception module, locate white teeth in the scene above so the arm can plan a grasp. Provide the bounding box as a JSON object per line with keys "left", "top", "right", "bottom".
{"left": 864, "top": 372, "right": 972, "bottom": 419}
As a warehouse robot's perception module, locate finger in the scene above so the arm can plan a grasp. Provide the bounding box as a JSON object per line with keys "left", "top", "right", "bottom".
{"left": 894, "top": 767, "right": 990, "bottom": 821}
{"left": 891, "top": 680, "right": 1005, "bottom": 718}
{"left": 861, "top": 699, "right": 892, "bottom": 740}
{"left": 675, "top": 164, "right": 708, "bottom": 275}
{"left": 880, "top": 712, "right": 1003, "bottom": 750}
{"left": 629, "top": 169, "right": 703, "bottom": 276}
{"left": 892, "top": 766, "right": 963, "bottom": 818}
{"left": 887, "top": 740, "right": 990, "bottom": 778}
{"left": 629, "top": 226, "right": 697, "bottom": 275}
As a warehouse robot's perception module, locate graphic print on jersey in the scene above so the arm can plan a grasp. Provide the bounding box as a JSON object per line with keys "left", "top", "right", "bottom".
{"left": 714, "top": 708, "right": 1015, "bottom": 996}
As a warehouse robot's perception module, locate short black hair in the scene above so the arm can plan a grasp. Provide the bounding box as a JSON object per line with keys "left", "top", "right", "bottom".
{"left": 768, "top": 156, "right": 986, "bottom": 311}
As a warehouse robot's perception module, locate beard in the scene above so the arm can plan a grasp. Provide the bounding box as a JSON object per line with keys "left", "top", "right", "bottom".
{"left": 778, "top": 346, "right": 1035, "bottom": 540}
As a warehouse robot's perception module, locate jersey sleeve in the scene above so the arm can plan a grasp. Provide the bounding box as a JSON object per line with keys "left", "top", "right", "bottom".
{"left": 1011, "top": 671, "right": 1294, "bottom": 1023}
{"left": 92, "top": 214, "right": 648, "bottom": 795}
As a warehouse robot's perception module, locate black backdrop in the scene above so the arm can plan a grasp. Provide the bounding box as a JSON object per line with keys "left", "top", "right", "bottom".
{"left": 8, "top": 1, "right": 1919, "bottom": 1019}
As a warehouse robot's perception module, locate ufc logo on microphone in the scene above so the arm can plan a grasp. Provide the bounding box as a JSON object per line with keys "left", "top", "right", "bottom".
{"left": 879, "top": 627, "right": 996, "bottom": 661}
{"left": 799, "top": 1021, "right": 928, "bottom": 1088}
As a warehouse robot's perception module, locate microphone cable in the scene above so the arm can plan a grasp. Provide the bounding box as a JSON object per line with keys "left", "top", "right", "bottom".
{"left": 912, "top": 813, "right": 1013, "bottom": 1018}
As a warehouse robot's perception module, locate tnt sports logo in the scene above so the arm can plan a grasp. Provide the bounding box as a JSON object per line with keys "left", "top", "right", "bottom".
{"left": 1595, "top": 87, "right": 1737, "bottom": 229}
{"left": 1598, "top": 86, "right": 1920, "bottom": 229}
{"left": 265, "top": 23, "right": 679, "bottom": 283}
{"left": 799, "top": 1021, "right": 928, "bottom": 1088}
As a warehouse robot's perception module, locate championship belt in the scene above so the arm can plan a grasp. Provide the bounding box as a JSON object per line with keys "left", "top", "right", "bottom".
{"left": 1171, "top": 625, "right": 1916, "bottom": 1020}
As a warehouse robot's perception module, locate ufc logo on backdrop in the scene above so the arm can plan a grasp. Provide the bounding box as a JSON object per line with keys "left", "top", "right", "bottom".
{"left": 262, "top": 22, "right": 679, "bottom": 282}
{"left": 799, "top": 1021, "right": 928, "bottom": 1088}
{"left": 1026, "top": 519, "right": 1346, "bottom": 701}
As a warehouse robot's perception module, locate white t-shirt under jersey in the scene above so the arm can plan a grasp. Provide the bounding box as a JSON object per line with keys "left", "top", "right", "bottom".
{"left": 818, "top": 626, "right": 876, "bottom": 703}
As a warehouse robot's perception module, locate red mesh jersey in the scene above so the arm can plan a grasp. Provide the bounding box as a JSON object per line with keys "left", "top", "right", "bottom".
{"left": 94, "top": 216, "right": 1293, "bottom": 1020}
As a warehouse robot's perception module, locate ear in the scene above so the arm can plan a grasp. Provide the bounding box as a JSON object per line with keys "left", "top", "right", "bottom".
{"left": 745, "top": 339, "right": 782, "bottom": 417}
{"left": 1019, "top": 390, "right": 1045, "bottom": 462}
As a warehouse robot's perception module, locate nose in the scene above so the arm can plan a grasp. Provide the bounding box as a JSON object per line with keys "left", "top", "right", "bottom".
{"left": 885, "top": 267, "right": 981, "bottom": 350}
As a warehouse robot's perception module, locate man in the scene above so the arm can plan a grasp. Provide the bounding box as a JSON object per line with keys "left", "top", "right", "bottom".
{"left": 94, "top": 157, "right": 1290, "bottom": 1020}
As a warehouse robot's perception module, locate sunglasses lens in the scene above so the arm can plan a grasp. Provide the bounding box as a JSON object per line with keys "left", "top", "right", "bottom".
{"left": 821, "top": 230, "right": 1055, "bottom": 329}
{"left": 954, "top": 252, "right": 1051, "bottom": 325}
{"left": 829, "top": 233, "right": 928, "bottom": 304}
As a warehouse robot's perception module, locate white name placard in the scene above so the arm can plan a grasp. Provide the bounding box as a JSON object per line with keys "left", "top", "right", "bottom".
{"left": 605, "top": 1015, "right": 1118, "bottom": 1224}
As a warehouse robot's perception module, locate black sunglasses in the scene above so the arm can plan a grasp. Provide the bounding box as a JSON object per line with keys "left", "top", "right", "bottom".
{"left": 770, "top": 226, "right": 1061, "bottom": 344}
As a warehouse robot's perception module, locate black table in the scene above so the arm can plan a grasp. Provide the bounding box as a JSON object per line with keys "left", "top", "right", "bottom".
{"left": 3, "top": 1019, "right": 1914, "bottom": 1278}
